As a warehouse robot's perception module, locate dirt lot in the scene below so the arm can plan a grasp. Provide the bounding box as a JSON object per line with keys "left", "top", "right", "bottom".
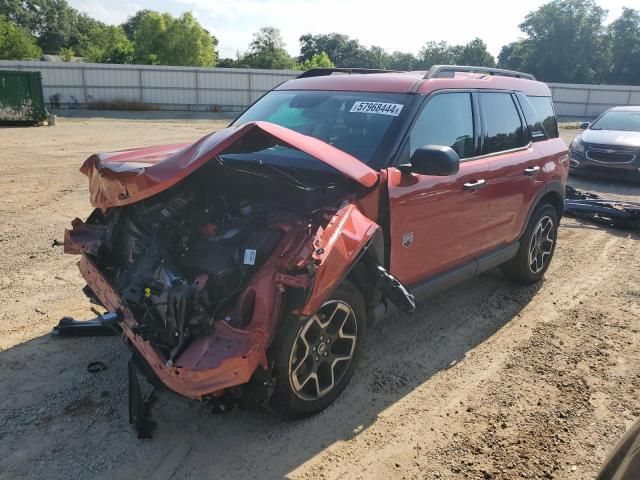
{"left": 1, "top": 118, "right": 639, "bottom": 480}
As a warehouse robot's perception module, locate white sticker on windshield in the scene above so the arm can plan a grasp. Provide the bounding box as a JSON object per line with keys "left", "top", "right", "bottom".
{"left": 349, "top": 101, "right": 403, "bottom": 116}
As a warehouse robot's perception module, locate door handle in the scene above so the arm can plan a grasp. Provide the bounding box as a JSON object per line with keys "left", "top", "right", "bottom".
{"left": 463, "top": 179, "right": 487, "bottom": 191}
{"left": 524, "top": 166, "right": 541, "bottom": 176}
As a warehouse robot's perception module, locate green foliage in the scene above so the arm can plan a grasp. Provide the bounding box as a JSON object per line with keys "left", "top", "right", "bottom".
{"left": 78, "top": 25, "right": 134, "bottom": 63}
{"left": 0, "top": 0, "right": 102, "bottom": 54}
{"left": 499, "top": 0, "right": 609, "bottom": 83}
{"left": 294, "top": 52, "right": 335, "bottom": 71}
{"left": 418, "top": 41, "right": 457, "bottom": 67}
{"left": 0, "top": 14, "right": 42, "bottom": 59}
{"left": 163, "top": 13, "right": 217, "bottom": 67}
{"left": 242, "top": 27, "right": 296, "bottom": 69}
{"left": 133, "top": 12, "right": 172, "bottom": 65}
{"left": 456, "top": 38, "right": 495, "bottom": 67}
{"left": 132, "top": 11, "right": 216, "bottom": 66}
{"left": 298, "top": 34, "right": 494, "bottom": 71}
{"left": 58, "top": 46, "right": 74, "bottom": 61}
{"left": 387, "top": 51, "right": 418, "bottom": 71}
{"left": 299, "top": 33, "right": 375, "bottom": 67}
{"left": 606, "top": 7, "right": 640, "bottom": 85}
{"left": 122, "top": 9, "right": 152, "bottom": 40}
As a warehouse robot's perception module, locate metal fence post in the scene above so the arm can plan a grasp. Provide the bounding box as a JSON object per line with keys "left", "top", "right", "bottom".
{"left": 584, "top": 88, "right": 592, "bottom": 118}
{"left": 138, "top": 68, "right": 143, "bottom": 102}
{"left": 247, "top": 73, "right": 252, "bottom": 107}
{"left": 81, "top": 65, "right": 88, "bottom": 105}
{"left": 194, "top": 69, "right": 199, "bottom": 110}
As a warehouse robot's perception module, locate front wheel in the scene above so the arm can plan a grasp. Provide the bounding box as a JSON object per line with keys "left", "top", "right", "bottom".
{"left": 502, "top": 203, "right": 559, "bottom": 284}
{"left": 269, "top": 281, "right": 366, "bottom": 418}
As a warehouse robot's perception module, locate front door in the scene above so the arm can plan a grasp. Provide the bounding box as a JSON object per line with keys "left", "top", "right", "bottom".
{"left": 386, "top": 91, "right": 491, "bottom": 286}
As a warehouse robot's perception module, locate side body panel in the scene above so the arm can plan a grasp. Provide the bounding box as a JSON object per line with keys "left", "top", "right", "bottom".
{"left": 386, "top": 160, "right": 491, "bottom": 286}
{"left": 484, "top": 140, "right": 568, "bottom": 249}
{"left": 482, "top": 146, "right": 545, "bottom": 249}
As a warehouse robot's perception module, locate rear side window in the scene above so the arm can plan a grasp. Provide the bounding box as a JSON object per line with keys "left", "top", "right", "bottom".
{"left": 479, "top": 92, "right": 527, "bottom": 154}
{"left": 408, "top": 92, "right": 475, "bottom": 159}
{"left": 528, "top": 96, "right": 559, "bottom": 138}
{"left": 515, "top": 92, "right": 546, "bottom": 141}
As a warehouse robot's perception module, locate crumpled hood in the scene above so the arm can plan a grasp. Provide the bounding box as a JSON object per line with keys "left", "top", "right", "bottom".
{"left": 81, "top": 121, "right": 379, "bottom": 208}
{"left": 581, "top": 129, "right": 640, "bottom": 148}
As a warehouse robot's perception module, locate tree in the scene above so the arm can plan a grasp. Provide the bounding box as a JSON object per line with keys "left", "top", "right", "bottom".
{"left": 58, "top": 46, "right": 74, "bottom": 61}
{"left": 418, "top": 41, "right": 457, "bottom": 68}
{"left": 243, "top": 27, "right": 295, "bottom": 69}
{"left": 387, "top": 51, "right": 418, "bottom": 71}
{"left": 162, "top": 13, "right": 217, "bottom": 67}
{"left": 501, "top": 0, "right": 608, "bottom": 82}
{"left": 456, "top": 38, "right": 495, "bottom": 67}
{"left": 0, "top": 14, "right": 42, "bottom": 59}
{"left": 78, "top": 25, "right": 134, "bottom": 63}
{"left": 295, "top": 52, "right": 335, "bottom": 71}
{"left": 133, "top": 11, "right": 172, "bottom": 64}
{"left": 298, "top": 33, "right": 366, "bottom": 67}
{"left": 606, "top": 7, "right": 640, "bottom": 85}
{"left": 122, "top": 9, "right": 152, "bottom": 40}
{"left": 497, "top": 40, "right": 530, "bottom": 72}
{"left": 132, "top": 11, "right": 216, "bottom": 66}
{"left": 0, "top": 0, "right": 102, "bottom": 54}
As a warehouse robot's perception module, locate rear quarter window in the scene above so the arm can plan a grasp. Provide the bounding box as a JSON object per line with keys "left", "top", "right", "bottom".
{"left": 527, "top": 96, "right": 559, "bottom": 139}
{"left": 479, "top": 92, "right": 527, "bottom": 154}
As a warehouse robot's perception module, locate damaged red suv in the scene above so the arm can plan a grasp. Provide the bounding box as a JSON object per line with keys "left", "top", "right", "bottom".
{"left": 63, "top": 66, "right": 568, "bottom": 420}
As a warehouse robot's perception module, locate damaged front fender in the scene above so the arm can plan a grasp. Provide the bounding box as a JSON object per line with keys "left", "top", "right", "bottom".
{"left": 299, "top": 203, "right": 414, "bottom": 317}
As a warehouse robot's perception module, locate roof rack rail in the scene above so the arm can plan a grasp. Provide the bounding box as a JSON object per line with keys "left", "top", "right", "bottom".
{"left": 424, "top": 65, "right": 535, "bottom": 80}
{"left": 296, "top": 68, "right": 403, "bottom": 79}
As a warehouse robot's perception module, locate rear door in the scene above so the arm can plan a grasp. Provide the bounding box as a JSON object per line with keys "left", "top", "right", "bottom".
{"left": 386, "top": 91, "right": 491, "bottom": 285}
{"left": 479, "top": 92, "right": 543, "bottom": 251}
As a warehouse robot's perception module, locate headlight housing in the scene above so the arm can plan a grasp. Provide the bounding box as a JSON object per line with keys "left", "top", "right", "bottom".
{"left": 570, "top": 137, "right": 586, "bottom": 154}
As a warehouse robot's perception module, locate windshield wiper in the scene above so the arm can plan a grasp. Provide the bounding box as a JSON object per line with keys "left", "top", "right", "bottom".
{"left": 257, "top": 160, "right": 309, "bottom": 188}
{"left": 217, "top": 156, "right": 311, "bottom": 189}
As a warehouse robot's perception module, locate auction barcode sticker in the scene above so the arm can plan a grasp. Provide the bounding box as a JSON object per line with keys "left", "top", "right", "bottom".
{"left": 349, "top": 101, "right": 403, "bottom": 116}
{"left": 243, "top": 249, "right": 257, "bottom": 266}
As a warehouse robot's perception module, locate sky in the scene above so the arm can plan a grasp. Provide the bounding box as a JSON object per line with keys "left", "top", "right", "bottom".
{"left": 68, "top": 0, "right": 631, "bottom": 59}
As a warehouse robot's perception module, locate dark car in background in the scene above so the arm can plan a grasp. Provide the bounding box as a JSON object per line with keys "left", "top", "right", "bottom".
{"left": 570, "top": 106, "right": 640, "bottom": 181}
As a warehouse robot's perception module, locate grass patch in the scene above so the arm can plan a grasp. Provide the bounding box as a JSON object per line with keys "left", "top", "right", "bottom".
{"left": 86, "top": 100, "right": 156, "bottom": 111}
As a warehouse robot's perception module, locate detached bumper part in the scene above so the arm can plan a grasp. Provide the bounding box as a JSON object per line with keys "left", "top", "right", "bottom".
{"left": 364, "top": 257, "right": 416, "bottom": 313}
{"left": 565, "top": 186, "right": 640, "bottom": 230}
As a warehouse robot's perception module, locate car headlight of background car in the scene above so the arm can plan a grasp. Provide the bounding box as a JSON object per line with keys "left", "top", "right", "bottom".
{"left": 570, "top": 137, "right": 586, "bottom": 154}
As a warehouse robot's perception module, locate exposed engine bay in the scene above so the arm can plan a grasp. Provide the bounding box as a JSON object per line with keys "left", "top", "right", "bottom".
{"left": 98, "top": 193, "right": 283, "bottom": 361}
{"left": 79, "top": 167, "right": 330, "bottom": 367}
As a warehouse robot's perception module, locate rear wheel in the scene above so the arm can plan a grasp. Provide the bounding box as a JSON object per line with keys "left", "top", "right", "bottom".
{"left": 269, "top": 281, "right": 366, "bottom": 418}
{"left": 502, "top": 203, "right": 558, "bottom": 284}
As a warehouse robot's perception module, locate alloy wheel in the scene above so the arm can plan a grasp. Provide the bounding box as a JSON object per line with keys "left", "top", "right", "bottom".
{"left": 288, "top": 300, "right": 358, "bottom": 401}
{"left": 528, "top": 215, "right": 555, "bottom": 274}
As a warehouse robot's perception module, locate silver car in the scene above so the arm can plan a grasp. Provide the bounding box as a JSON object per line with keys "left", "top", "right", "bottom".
{"left": 570, "top": 106, "right": 640, "bottom": 181}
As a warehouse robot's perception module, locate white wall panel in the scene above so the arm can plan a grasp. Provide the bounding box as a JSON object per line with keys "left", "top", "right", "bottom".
{"left": 2, "top": 61, "right": 639, "bottom": 118}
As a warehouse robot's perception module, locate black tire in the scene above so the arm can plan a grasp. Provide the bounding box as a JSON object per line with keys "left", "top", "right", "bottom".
{"left": 502, "top": 203, "right": 559, "bottom": 285}
{"left": 269, "top": 281, "right": 367, "bottom": 418}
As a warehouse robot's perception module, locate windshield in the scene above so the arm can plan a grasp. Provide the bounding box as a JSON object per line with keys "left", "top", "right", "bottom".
{"left": 590, "top": 110, "right": 640, "bottom": 132}
{"left": 230, "top": 90, "right": 409, "bottom": 166}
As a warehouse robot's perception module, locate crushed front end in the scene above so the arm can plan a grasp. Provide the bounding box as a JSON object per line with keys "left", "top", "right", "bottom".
{"left": 62, "top": 121, "right": 385, "bottom": 406}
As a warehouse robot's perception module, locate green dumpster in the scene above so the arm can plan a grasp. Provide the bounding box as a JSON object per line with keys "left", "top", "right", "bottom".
{"left": 0, "top": 70, "right": 48, "bottom": 124}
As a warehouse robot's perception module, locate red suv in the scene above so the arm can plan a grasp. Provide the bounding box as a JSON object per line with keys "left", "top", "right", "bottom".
{"left": 63, "top": 66, "right": 568, "bottom": 422}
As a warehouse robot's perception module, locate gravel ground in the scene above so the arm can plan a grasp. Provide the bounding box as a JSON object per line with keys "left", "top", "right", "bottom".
{"left": 0, "top": 119, "right": 639, "bottom": 480}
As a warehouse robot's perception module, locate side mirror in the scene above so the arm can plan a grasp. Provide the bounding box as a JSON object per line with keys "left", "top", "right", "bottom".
{"left": 579, "top": 122, "right": 589, "bottom": 130}
{"left": 402, "top": 145, "right": 460, "bottom": 176}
